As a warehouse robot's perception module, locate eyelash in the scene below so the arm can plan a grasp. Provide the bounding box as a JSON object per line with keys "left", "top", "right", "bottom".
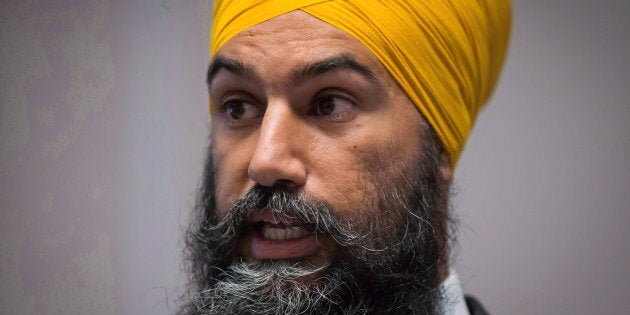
{"left": 310, "top": 91, "right": 356, "bottom": 120}
{"left": 217, "top": 92, "right": 263, "bottom": 125}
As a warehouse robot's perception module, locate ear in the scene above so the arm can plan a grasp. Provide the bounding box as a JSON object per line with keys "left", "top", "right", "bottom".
{"left": 438, "top": 151, "right": 453, "bottom": 185}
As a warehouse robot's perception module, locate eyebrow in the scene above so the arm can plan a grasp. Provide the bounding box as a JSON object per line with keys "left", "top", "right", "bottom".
{"left": 207, "top": 54, "right": 379, "bottom": 87}
{"left": 207, "top": 57, "right": 257, "bottom": 86}
{"left": 290, "top": 54, "right": 378, "bottom": 85}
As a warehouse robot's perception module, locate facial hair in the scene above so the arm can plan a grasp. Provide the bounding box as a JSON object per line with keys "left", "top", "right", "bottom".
{"left": 180, "top": 128, "right": 452, "bottom": 315}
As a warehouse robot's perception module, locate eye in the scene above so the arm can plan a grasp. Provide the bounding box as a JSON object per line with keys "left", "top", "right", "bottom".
{"left": 223, "top": 99, "right": 261, "bottom": 122}
{"left": 311, "top": 95, "right": 354, "bottom": 120}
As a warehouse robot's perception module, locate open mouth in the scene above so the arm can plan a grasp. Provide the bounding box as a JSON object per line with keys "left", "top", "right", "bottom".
{"left": 246, "top": 212, "right": 320, "bottom": 259}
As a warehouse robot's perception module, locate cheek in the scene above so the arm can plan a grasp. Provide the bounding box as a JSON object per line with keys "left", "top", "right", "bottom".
{"left": 212, "top": 134, "right": 254, "bottom": 216}
{"left": 309, "top": 148, "right": 365, "bottom": 206}
{"left": 305, "top": 138, "right": 388, "bottom": 216}
{"left": 305, "top": 114, "right": 423, "bottom": 215}
{"left": 214, "top": 164, "right": 242, "bottom": 216}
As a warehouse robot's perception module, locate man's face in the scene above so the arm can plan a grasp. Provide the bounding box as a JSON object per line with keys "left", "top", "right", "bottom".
{"left": 210, "top": 10, "right": 427, "bottom": 261}
{"left": 187, "top": 10, "right": 452, "bottom": 314}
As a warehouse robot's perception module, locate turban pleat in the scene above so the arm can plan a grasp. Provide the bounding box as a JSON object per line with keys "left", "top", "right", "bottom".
{"left": 210, "top": 0, "right": 511, "bottom": 167}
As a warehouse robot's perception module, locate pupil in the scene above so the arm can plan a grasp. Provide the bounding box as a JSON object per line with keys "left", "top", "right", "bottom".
{"left": 318, "top": 98, "right": 335, "bottom": 115}
{"left": 228, "top": 103, "right": 245, "bottom": 119}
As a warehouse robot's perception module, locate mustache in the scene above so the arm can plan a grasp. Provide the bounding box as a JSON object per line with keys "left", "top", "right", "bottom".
{"left": 206, "top": 184, "right": 364, "bottom": 253}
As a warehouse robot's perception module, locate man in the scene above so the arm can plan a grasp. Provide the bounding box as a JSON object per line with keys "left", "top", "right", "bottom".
{"left": 182, "top": 0, "right": 510, "bottom": 314}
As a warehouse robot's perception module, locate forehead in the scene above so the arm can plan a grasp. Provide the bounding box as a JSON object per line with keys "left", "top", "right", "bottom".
{"left": 213, "top": 10, "right": 389, "bottom": 81}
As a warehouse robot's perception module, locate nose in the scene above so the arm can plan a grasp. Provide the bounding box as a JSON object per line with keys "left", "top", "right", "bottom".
{"left": 248, "top": 103, "right": 307, "bottom": 188}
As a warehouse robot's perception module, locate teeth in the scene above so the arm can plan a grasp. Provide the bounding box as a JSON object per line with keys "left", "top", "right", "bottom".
{"left": 262, "top": 224, "right": 311, "bottom": 240}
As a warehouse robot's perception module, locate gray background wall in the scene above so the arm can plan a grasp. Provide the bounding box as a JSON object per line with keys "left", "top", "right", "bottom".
{"left": 1, "top": 1, "right": 627, "bottom": 314}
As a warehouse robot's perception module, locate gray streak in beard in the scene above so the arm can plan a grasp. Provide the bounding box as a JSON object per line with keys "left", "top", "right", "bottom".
{"left": 192, "top": 260, "right": 349, "bottom": 315}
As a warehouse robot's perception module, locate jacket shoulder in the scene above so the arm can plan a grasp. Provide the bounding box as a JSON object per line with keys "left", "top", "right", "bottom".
{"left": 464, "top": 295, "right": 491, "bottom": 315}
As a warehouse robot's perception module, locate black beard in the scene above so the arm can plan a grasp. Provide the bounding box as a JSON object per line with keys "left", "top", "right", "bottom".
{"left": 180, "top": 129, "right": 452, "bottom": 315}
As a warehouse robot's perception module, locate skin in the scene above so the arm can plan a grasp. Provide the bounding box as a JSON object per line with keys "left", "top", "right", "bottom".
{"left": 209, "top": 10, "right": 450, "bottom": 268}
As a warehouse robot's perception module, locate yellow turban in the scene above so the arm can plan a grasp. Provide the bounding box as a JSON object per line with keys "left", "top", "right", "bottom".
{"left": 210, "top": 0, "right": 511, "bottom": 168}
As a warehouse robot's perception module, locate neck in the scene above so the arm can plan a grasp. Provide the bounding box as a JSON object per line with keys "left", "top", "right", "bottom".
{"left": 438, "top": 261, "right": 450, "bottom": 282}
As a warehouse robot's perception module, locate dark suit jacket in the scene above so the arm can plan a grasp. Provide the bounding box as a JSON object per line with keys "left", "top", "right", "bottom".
{"left": 465, "top": 295, "right": 490, "bottom": 315}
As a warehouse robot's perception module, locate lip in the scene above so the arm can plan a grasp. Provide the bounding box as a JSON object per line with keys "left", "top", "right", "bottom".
{"left": 246, "top": 210, "right": 303, "bottom": 226}
{"left": 250, "top": 231, "right": 318, "bottom": 259}
{"left": 246, "top": 210, "right": 319, "bottom": 259}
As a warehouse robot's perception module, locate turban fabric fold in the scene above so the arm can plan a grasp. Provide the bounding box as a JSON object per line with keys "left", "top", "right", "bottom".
{"left": 210, "top": 0, "right": 511, "bottom": 167}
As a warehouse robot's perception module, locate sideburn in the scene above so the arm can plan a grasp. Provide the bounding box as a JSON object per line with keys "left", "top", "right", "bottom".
{"left": 357, "top": 122, "right": 453, "bottom": 281}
